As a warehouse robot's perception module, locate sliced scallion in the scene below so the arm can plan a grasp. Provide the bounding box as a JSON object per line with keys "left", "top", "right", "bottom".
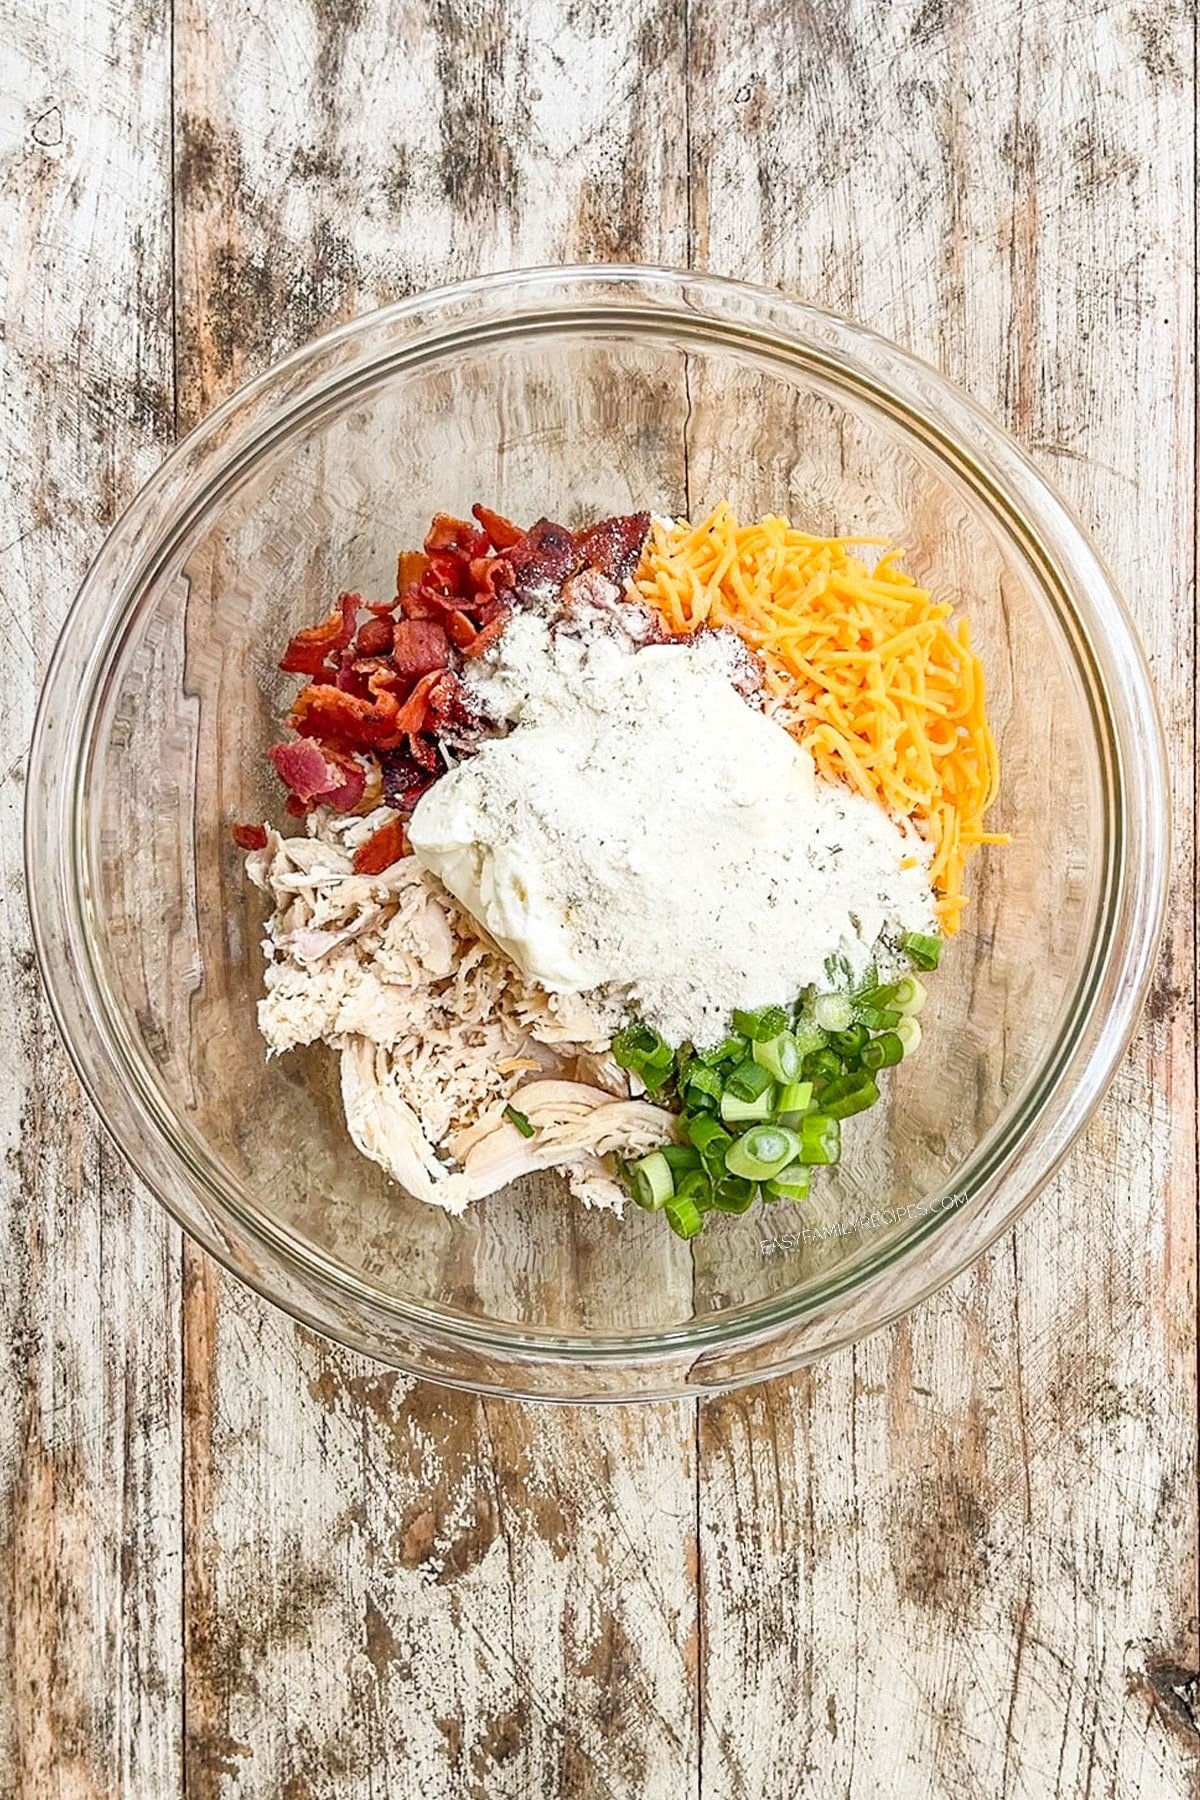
{"left": 792, "top": 1014, "right": 828, "bottom": 1058}
{"left": 684, "top": 1065, "right": 724, "bottom": 1109}
{"left": 685, "top": 1114, "right": 732, "bottom": 1160}
{"left": 720, "top": 1087, "right": 775, "bottom": 1124}
{"left": 802, "top": 1047, "right": 842, "bottom": 1084}
{"left": 710, "top": 1176, "right": 758, "bottom": 1214}
{"left": 724, "top": 1125, "right": 802, "bottom": 1181}
{"left": 697, "top": 1033, "right": 747, "bottom": 1067}
{"left": 815, "top": 1073, "right": 880, "bottom": 1119}
{"left": 890, "top": 974, "right": 927, "bottom": 1014}
{"left": 813, "top": 991, "right": 854, "bottom": 1033}
{"left": 903, "top": 931, "right": 942, "bottom": 971}
{"left": 829, "top": 1022, "right": 868, "bottom": 1058}
{"left": 897, "top": 1015, "right": 923, "bottom": 1058}
{"left": 731, "top": 1004, "right": 789, "bottom": 1042}
{"left": 752, "top": 1030, "right": 801, "bottom": 1083}
{"left": 766, "top": 1166, "right": 812, "bottom": 1202}
{"left": 776, "top": 1080, "right": 814, "bottom": 1126}
{"left": 860, "top": 1032, "right": 903, "bottom": 1071}
{"left": 630, "top": 1151, "right": 675, "bottom": 1211}
{"left": 503, "top": 1104, "right": 535, "bottom": 1139}
{"left": 798, "top": 1113, "right": 841, "bottom": 1165}
{"left": 725, "top": 1058, "right": 774, "bottom": 1102}
{"left": 661, "top": 1144, "right": 702, "bottom": 1174}
{"left": 856, "top": 1004, "right": 901, "bottom": 1032}
{"left": 664, "top": 1192, "right": 706, "bottom": 1239}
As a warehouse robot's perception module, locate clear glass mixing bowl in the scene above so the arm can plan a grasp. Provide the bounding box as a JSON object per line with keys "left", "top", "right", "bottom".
{"left": 25, "top": 267, "right": 1168, "bottom": 1399}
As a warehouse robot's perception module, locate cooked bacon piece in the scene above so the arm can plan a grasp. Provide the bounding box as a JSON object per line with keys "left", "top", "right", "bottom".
{"left": 467, "top": 555, "right": 515, "bottom": 600}
{"left": 279, "top": 592, "right": 360, "bottom": 675}
{"left": 505, "top": 518, "right": 582, "bottom": 597}
{"left": 471, "top": 503, "right": 524, "bottom": 549}
{"left": 444, "top": 608, "right": 479, "bottom": 649}
{"left": 267, "top": 738, "right": 367, "bottom": 809}
{"left": 393, "top": 618, "right": 450, "bottom": 678}
{"left": 352, "top": 815, "right": 409, "bottom": 874}
{"left": 232, "top": 822, "right": 268, "bottom": 851}
{"left": 577, "top": 511, "right": 651, "bottom": 585}
{"left": 392, "top": 670, "right": 446, "bottom": 735}
{"left": 396, "top": 550, "right": 428, "bottom": 592}
{"left": 421, "top": 549, "right": 470, "bottom": 596}
{"left": 288, "top": 672, "right": 404, "bottom": 750}
{"left": 424, "top": 513, "right": 490, "bottom": 559}
{"left": 409, "top": 731, "right": 440, "bottom": 771}
{"left": 354, "top": 616, "right": 395, "bottom": 658}
{"left": 380, "top": 744, "right": 436, "bottom": 811}
{"left": 461, "top": 611, "right": 510, "bottom": 659}
{"left": 424, "top": 670, "right": 487, "bottom": 740}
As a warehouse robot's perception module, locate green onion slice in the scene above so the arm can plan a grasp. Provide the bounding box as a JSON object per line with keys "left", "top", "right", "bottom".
{"left": 630, "top": 1151, "right": 675, "bottom": 1211}
{"left": 664, "top": 1194, "right": 706, "bottom": 1239}
{"left": 860, "top": 1032, "right": 904, "bottom": 1071}
{"left": 897, "top": 1015, "right": 923, "bottom": 1057}
{"left": 814, "top": 1074, "right": 880, "bottom": 1119}
{"left": 798, "top": 1113, "right": 841, "bottom": 1165}
{"left": 720, "top": 1088, "right": 775, "bottom": 1124}
{"left": 776, "top": 1080, "right": 814, "bottom": 1125}
{"left": 503, "top": 1104, "right": 535, "bottom": 1139}
{"left": 752, "top": 1030, "right": 801, "bottom": 1083}
{"left": 731, "top": 1004, "right": 790, "bottom": 1042}
{"left": 903, "top": 931, "right": 942, "bottom": 971}
{"left": 726, "top": 1058, "right": 774, "bottom": 1102}
{"left": 813, "top": 992, "right": 854, "bottom": 1033}
{"left": 766, "top": 1166, "right": 812, "bottom": 1202}
{"left": 725, "top": 1125, "right": 802, "bottom": 1181}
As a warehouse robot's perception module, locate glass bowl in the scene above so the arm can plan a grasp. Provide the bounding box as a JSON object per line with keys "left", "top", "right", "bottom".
{"left": 26, "top": 267, "right": 1168, "bottom": 1400}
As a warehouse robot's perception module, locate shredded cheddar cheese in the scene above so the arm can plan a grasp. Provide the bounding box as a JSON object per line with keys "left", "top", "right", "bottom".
{"left": 632, "top": 505, "right": 1005, "bottom": 933}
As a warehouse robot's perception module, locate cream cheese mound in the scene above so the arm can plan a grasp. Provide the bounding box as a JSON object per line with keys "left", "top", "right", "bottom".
{"left": 409, "top": 615, "right": 936, "bottom": 1047}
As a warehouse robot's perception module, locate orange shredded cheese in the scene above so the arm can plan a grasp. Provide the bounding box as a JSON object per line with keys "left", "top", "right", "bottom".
{"left": 633, "top": 505, "right": 1005, "bottom": 933}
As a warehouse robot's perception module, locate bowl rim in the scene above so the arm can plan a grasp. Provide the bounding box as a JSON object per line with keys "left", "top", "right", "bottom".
{"left": 25, "top": 263, "right": 1171, "bottom": 1396}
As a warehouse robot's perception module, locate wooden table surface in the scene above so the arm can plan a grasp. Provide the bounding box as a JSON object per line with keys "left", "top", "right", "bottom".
{"left": 2, "top": 2, "right": 1195, "bottom": 1795}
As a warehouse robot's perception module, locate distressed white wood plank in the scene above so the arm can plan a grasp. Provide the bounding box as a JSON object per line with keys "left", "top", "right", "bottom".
{"left": 691, "top": 2, "right": 1197, "bottom": 1796}
{"left": 173, "top": 3, "right": 698, "bottom": 1796}
{"left": 0, "top": 0, "right": 183, "bottom": 1794}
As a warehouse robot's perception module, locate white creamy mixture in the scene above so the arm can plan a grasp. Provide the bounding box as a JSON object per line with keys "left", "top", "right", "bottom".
{"left": 409, "top": 615, "right": 936, "bottom": 1047}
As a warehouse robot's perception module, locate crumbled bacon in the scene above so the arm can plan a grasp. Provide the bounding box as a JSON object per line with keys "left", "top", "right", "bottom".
{"left": 268, "top": 739, "right": 367, "bottom": 810}
{"left": 576, "top": 511, "right": 651, "bottom": 585}
{"left": 471, "top": 503, "right": 523, "bottom": 549}
{"left": 352, "top": 815, "right": 408, "bottom": 875}
{"left": 279, "top": 592, "right": 360, "bottom": 675}
{"left": 393, "top": 619, "right": 451, "bottom": 678}
{"left": 380, "top": 745, "right": 436, "bottom": 810}
{"left": 505, "top": 518, "right": 582, "bottom": 598}
{"left": 354, "top": 615, "right": 395, "bottom": 658}
{"left": 425, "top": 513, "right": 491, "bottom": 559}
{"left": 264, "top": 503, "right": 657, "bottom": 823}
{"left": 288, "top": 676, "right": 404, "bottom": 750}
{"left": 232, "top": 822, "right": 268, "bottom": 851}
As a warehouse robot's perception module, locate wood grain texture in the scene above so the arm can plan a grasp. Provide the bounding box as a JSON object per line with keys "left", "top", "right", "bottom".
{"left": 173, "top": 3, "right": 698, "bottom": 1796}
{"left": 0, "top": 0, "right": 1195, "bottom": 1795}
{"left": 691, "top": 2, "right": 1198, "bottom": 1795}
{"left": 0, "top": 1, "right": 183, "bottom": 1795}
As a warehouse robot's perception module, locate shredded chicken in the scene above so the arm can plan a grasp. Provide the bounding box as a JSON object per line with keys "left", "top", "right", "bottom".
{"left": 246, "top": 814, "right": 668, "bottom": 1212}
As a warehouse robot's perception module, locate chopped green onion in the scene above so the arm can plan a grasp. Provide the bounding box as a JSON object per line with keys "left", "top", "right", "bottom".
{"left": 721, "top": 1087, "right": 775, "bottom": 1124}
{"left": 766, "top": 1166, "right": 812, "bottom": 1202}
{"left": 726, "top": 1058, "right": 774, "bottom": 1102}
{"left": 776, "top": 1080, "right": 814, "bottom": 1125}
{"left": 685, "top": 1114, "right": 733, "bottom": 1160}
{"left": 829, "top": 1022, "right": 868, "bottom": 1058}
{"left": 792, "top": 1015, "right": 828, "bottom": 1058}
{"left": 860, "top": 1031, "right": 904, "bottom": 1071}
{"left": 503, "top": 1104, "right": 535, "bottom": 1139}
{"left": 612, "top": 1021, "right": 675, "bottom": 1085}
{"left": 673, "top": 1169, "right": 713, "bottom": 1206}
{"left": 798, "top": 1113, "right": 841, "bottom": 1164}
{"left": 630, "top": 1151, "right": 675, "bottom": 1211}
{"left": 664, "top": 1195, "right": 706, "bottom": 1239}
{"left": 710, "top": 1176, "right": 758, "bottom": 1214}
{"left": 856, "top": 1004, "right": 901, "bottom": 1032}
{"left": 815, "top": 1073, "right": 880, "bottom": 1118}
{"left": 903, "top": 931, "right": 942, "bottom": 971}
{"left": 697, "top": 1033, "right": 747, "bottom": 1067}
{"left": 812, "top": 991, "right": 854, "bottom": 1032}
{"left": 684, "top": 1065, "right": 724, "bottom": 1108}
{"left": 731, "top": 1004, "right": 789, "bottom": 1042}
{"left": 890, "top": 974, "right": 926, "bottom": 1014}
{"left": 725, "top": 1125, "right": 802, "bottom": 1181}
{"left": 661, "top": 1144, "right": 702, "bottom": 1174}
{"left": 802, "top": 1047, "right": 842, "bottom": 1084}
{"left": 752, "top": 1030, "right": 801, "bottom": 1083}
{"left": 897, "top": 1015, "right": 923, "bottom": 1057}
